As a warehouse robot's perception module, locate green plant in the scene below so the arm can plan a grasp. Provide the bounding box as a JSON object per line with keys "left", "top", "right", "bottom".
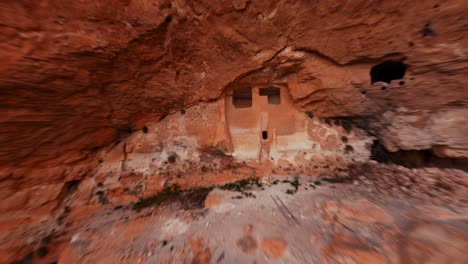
{"left": 255, "top": 181, "right": 262, "bottom": 188}
{"left": 342, "top": 121, "right": 352, "bottom": 133}
{"left": 244, "top": 192, "right": 256, "bottom": 198}
{"left": 220, "top": 179, "right": 256, "bottom": 192}
{"left": 132, "top": 184, "right": 181, "bottom": 211}
{"left": 173, "top": 186, "right": 214, "bottom": 210}
{"left": 282, "top": 177, "right": 300, "bottom": 194}
{"left": 290, "top": 177, "right": 300, "bottom": 191}
{"left": 219, "top": 178, "right": 260, "bottom": 198}
{"left": 142, "top": 126, "right": 148, "bottom": 133}
{"left": 322, "top": 177, "right": 352, "bottom": 184}
{"left": 206, "top": 147, "right": 226, "bottom": 157}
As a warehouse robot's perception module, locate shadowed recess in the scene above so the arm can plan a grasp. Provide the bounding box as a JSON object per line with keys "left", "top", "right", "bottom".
{"left": 370, "top": 61, "right": 407, "bottom": 84}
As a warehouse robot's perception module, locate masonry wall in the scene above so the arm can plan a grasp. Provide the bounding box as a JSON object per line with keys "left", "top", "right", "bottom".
{"left": 226, "top": 86, "right": 313, "bottom": 161}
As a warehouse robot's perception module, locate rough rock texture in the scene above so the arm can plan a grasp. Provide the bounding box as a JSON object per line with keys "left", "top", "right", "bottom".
{"left": 0, "top": 0, "right": 466, "bottom": 214}
{"left": 11, "top": 168, "right": 464, "bottom": 264}
{"left": 0, "top": 96, "right": 372, "bottom": 238}
{"left": 261, "top": 237, "right": 287, "bottom": 259}
{"left": 1, "top": 0, "right": 468, "bottom": 262}
{"left": 1, "top": 0, "right": 467, "bottom": 169}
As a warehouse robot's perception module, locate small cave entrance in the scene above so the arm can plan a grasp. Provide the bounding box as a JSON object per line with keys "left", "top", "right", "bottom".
{"left": 370, "top": 140, "right": 468, "bottom": 172}
{"left": 370, "top": 61, "right": 407, "bottom": 84}
{"left": 233, "top": 87, "right": 252, "bottom": 108}
{"left": 262, "top": 130, "right": 268, "bottom": 140}
{"left": 259, "top": 87, "right": 281, "bottom": 104}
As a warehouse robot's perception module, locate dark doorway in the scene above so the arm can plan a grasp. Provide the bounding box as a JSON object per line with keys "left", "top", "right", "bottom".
{"left": 262, "top": 131, "right": 268, "bottom": 140}
{"left": 370, "top": 61, "right": 407, "bottom": 84}
{"left": 259, "top": 87, "right": 281, "bottom": 104}
{"left": 233, "top": 87, "right": 252, "bottom": 108}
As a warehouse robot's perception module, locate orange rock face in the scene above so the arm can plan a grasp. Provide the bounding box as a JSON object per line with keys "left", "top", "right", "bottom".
{"left": 0, "top": 0, "right": 467, "bottom": 169}
{"left": 189, "top": 236, "right": 212, "bottom": 264}
{"left": 204, "top": 191, "right": 225, "bottom": 209}
{"left": 323, "top": 233, "right": 388, "bottom": 264}
{"left": 0, "top": 1, "right": 467, "bottom": 263}
{"left": 400, "top": 221, "right": 468, "bottom": 264}
{"left": 262, "top": 238, "right": 287, "bottom": 259}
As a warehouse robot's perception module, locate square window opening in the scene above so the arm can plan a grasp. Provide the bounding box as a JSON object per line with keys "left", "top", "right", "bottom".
{"left": 259, "top": 87, "right": 281, "bottom": 104}
{"left": 233, "top": 87, "right": 252, "bottom": 108}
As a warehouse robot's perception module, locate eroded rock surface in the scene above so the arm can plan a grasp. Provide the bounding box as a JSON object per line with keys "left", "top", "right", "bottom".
{"left": 0, "top": 0, "right": 467, "bottom": 263}
{"left": 1, "top": 0, "right": 467, "bottom": 168}
{"left": 10, "top": 167, "right": 464, "bottom": 264}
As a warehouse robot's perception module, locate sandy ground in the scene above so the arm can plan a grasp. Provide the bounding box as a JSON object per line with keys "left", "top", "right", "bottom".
{"left": 50, "top": 174, "right": 468, "bottom": 264}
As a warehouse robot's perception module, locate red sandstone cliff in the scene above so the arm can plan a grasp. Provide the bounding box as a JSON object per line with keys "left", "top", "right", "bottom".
{"left": 1, "top": 0, "right": 467, "bottom": 170}
{"left": 1, "top": 1, "right": 468, "bottom": 262}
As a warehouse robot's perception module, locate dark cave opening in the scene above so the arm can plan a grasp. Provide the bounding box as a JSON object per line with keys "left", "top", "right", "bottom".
{"left": 370, "top": 61, "right": 407, "bottom": 84}
{"left": 262, "top": 131, "right": 268, "bottom": 140}
{"left": 370, "top": 140, "right": 468, "bottom": 172}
